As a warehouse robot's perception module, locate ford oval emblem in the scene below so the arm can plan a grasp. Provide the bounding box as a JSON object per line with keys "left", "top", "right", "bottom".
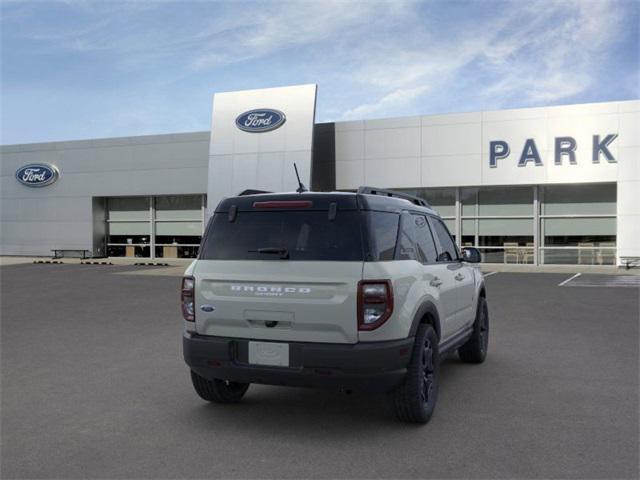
{"left": 15, "top": 163, "right": 60, "bottom": 187}
{"left": 235, "top": 109, "right": 286, "bottom": 133}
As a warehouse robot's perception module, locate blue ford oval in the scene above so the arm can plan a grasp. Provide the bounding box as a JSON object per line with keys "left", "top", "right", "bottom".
{"left": 15, "top": 164, "right": 60, "bottom": 187}
{"left": 235, "top": 109, "right": 286, "bottom": 133}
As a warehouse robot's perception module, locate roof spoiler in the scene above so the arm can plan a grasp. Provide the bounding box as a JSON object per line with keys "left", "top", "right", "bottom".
{"left": 237, "top": 189, "right": 272, "bottom": 196}
{"left": 357, "top": 186, "right": 431, "bottom": 208}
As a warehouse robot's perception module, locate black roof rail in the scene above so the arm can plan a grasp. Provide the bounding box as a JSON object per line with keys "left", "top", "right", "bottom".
{"left": 357, "top": 186, "right": 431, "bottom": 208}
{"left": 238, "top": 189, "right": 272, "bottom": 196}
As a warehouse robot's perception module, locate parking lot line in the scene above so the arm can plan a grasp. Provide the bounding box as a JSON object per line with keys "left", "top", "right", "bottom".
{"left": 558, "top": 272, "right": 581, "bottom": 286}
{"left": 558, "top": 273, "right": 640, "bottom": 288}
{"left": 483, "top": 271, "right": 498, "bottom": 277}
{"left": 564, "top": 276, "right": 640, "bottom": 288}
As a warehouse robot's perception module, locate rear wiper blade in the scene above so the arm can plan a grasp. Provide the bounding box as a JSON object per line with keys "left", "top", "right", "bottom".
{"left": 249, "top": 247, "right": 290, "bottom": 259}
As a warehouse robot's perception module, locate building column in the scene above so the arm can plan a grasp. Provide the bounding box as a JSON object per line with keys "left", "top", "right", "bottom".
{"left": 455, "top": 187, "right": 461, "bottom": 246}
{"left": 201, "top": 194, "right": 207, "bottom": 235}
{"left": 149, "top": 196, "right": 156, "bottom": 260}
{"left": 533, "top": 185, "right": 539, "bottom": 266}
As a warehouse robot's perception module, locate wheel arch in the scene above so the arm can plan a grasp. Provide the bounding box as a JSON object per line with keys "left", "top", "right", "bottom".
{"left": 408, "top": 301, "right": 442, "bottom": 340}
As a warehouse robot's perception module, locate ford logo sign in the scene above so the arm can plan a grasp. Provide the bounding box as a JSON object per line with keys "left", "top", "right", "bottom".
{"left": 235, "top": 109, "right": 286, "bottom": 133}
{"left": 15, "top": 163, "right": 60, "bottom": 187}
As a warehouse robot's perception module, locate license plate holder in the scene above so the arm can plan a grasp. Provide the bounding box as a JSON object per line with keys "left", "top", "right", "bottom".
{"left": 248, "top": 341, "right": 289, "bottom": 367}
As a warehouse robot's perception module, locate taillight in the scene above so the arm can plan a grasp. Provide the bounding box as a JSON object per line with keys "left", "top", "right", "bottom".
{"left": 357, "top": 280, "right": 393, "bottom": 331}
{"left": 253, "top": 200, "right": 313, "bottom": 209}
{"left": 181, "top": 276, "right": 195, "bottom": 322}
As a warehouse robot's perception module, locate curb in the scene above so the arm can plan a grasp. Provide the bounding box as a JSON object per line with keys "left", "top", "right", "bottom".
{"left": 33, "top": 260, "right": 64, "bottom": 264}
{"left": 81, "top": 261, "right": 113, "bottom": 265}
{"left": 133, "top": 262, "right": 170, "bottom": 267}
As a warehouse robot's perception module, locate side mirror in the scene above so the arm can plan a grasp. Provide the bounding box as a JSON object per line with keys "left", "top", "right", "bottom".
{"left": 462, "top": 247, "right": 481, "bottom": 263}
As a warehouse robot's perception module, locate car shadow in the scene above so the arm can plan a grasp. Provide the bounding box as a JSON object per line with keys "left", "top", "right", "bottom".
{"left": 181, "top": 355, "right": 472, "bottom": 437}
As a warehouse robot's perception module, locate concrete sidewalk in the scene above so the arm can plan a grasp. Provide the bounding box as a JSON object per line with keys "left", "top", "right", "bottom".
{"left": 2, "top": 256, "right": 638, "bottom": 275}
{"left": 0, "top": 255, "right": 193, "bottom": 267}
{"left": 480, "top": 263, "right": 640, "bottom": 275}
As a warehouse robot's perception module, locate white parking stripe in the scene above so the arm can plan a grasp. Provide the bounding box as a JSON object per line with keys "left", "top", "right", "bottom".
{"left": 564, "top": 275, "right": 640, "bottom": 288}
{"left": 483, "top": 271, "right": 498, "bottom": 277}
{"left": 558, "top": 272, "right": 581, "bottom": 286}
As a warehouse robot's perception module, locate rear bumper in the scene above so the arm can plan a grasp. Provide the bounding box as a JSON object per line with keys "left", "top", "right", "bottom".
{"left": 183, "top": 332, "right": 414, "bottom": 393}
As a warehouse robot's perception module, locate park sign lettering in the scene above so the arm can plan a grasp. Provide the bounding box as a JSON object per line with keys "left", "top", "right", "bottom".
{"left": 15, "top": 163, "right": 60, "bottom": 187}
{"left": 489, "top": 134, "right": 618, "bottom": 167}
{"left": 235, "top": 109, "right": 286, "bottom": 133}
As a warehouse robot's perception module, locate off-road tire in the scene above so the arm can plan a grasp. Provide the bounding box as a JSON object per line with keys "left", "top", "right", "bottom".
{"left": 393, "top": 324, "right": 439, "bottom": 424}
{"left": 190, "top": 370, "right": 250, "bottom": 403}
{"left": 458, "top": 296, "right": 489, "bottom": 364}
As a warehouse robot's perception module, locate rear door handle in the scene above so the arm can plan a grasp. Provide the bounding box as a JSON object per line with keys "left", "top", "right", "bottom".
{"left": 430, "top": 277, "right": 443, "bottom": 287}
{"left": 454, "top": 273, "right": 465, "bottom": 281}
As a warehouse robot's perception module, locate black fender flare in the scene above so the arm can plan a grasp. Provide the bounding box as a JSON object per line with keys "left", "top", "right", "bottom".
{"left": 408, "top": 301, "right": 442, "bottom": 340}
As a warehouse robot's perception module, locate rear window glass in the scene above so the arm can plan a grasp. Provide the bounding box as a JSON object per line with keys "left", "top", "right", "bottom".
{"left": 200, "top": 211, "right": 363, "bottom": 261}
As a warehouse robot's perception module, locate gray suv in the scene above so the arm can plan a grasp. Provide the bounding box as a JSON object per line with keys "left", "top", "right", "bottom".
{"left": 182, "top": 187, "right": 488, "bottom": 423}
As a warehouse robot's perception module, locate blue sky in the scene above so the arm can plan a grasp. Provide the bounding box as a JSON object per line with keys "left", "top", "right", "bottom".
{"left": 1, "top": 0, "right": 638, "bottom": 144}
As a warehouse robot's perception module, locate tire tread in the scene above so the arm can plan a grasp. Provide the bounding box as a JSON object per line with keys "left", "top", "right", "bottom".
{"left": 392, "top": 324, "right": 439, "bottom": 424}
{"left": 190, "top": 370, "right": 249, "bottom": 403}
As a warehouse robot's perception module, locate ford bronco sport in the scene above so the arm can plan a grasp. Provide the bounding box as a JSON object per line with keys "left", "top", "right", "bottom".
{"left": 182, "top": 187, "right": 488, "bottom": 423}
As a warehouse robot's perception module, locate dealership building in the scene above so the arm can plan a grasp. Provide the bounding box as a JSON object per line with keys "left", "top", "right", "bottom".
{"left": 1, "top": 84, "right": 638, "bottom": 266}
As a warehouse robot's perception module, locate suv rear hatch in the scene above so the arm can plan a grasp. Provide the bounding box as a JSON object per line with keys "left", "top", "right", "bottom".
{"left": 193, "top": 195, "right": 364, "bottom": 344}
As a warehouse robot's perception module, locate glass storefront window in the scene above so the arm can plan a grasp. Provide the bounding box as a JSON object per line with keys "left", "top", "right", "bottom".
{"left": 541, "top": 218, "right": 615, "bottom": 265}
{"left": 478, "top": 186, "right": 533, "bottom": 216}
{"left": 154, "top": 243, "right": 200, "bottom": 259}
{"left": 476, "top": 247, "right": 535, "bottom": 264}
{"left": 105, "top": 194, "right": 204, "bottom": 259}
{"left": 542, "top": 217, "right": 616, "bottom": 238}
{"left": 541, "top": 248, "right": 616, "bottom": 265}
{"left": 540, "top": 184, "right": 616, "bottom": 265}
{"left": 461, "top": 186, "right": 533, "bottom": 217}
{"left": 155, "top": 195, "right": 202, "bottom": 220}
{"left": 461, "top": 219, "right": 475, "bottom": 247}
{"left": 441, "top": 218, "right": 455, "bottom": 233}
{"left": 155, "top": 221, "right": 202, "bottom": 237}
{"left": 542, "top": 184, "right": 616, "bottom": 215}
{"left": 460, "top": 187, "right": 535, "bottom": 263}
{"left": 477, "top": 219, "right": 534, "bottom": 264}
{"left": 107, "top": 197, "right": 149, "bottom": 221}
{"left": 97, "top": 186, "right": 617, "bottom": 265}
{"left": 107, "top": 197, "right": 151, "bottom": 258}
{"left": 396, "top": 188, "right": 456, "bottom": 217}
{"left": 460, "top": 188, "right": 477, "bottom": 216}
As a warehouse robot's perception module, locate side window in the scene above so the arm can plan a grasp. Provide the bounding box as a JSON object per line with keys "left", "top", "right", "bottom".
{"left": 412, "top": 214, "right": 438, "bottom": 263}
{"left": 397, "top": 214, "right": 418, "bottom": 261}
{"left": 430, "top": 217, "right": 458, "bottom": 262}
{"left": 366, "top": 212, "right": 399, "bottom": 261}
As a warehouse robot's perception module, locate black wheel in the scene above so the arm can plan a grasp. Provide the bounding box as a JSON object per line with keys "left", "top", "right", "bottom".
{"left": 190, "top": 370, "right": 250, "bottom": 403}
{"left": 393, "top": 324, "right": 439, "bottom": 424}
{"left": 458, "top": 296, "right": 489, "bottom": 363}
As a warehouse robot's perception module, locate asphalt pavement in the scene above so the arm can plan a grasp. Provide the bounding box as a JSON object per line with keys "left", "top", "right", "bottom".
{"left": 1, "top": 263, "right": 638, "bottom": 479}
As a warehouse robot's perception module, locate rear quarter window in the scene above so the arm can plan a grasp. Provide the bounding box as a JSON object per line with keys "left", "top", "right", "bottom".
{"left": 363, "top": 211, "right": 400, "bottom": 261}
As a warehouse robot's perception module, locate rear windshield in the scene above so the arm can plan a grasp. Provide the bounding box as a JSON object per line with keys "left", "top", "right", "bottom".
{"left": 200, "top": 211, "right": 364, "bottom": 261}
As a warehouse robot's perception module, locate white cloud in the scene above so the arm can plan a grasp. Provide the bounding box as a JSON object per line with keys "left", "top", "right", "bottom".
{"left": 1, "top": 0, "right": 635, "bottom": 143}
{"left": 188, "top": 0, "right": 412, "bottom": 71}
{"left": 342, "top": 85, "right": 429, "bottom": 119}
{"left": 337, "top": 0, "right": 631, "bottom": 118}
{"left": 477, "top": 0, "right": 627, "bottom": 105}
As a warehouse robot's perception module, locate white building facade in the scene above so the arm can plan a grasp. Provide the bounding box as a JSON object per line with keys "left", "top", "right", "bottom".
{"left": 1, "top": 84, "right": 638, "bottom": 266}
